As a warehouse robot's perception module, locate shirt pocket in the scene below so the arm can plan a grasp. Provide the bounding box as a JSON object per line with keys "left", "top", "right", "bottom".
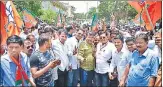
{"left": 119, "top": 59, "right": 127, "bottom": 66}
{"left": 135, "top": 64, "right": 146, "bottom": 77}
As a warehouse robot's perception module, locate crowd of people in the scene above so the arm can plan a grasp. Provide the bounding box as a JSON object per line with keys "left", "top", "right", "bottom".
{"left": 0, "top": 21, "right": 162, "bottom": 87}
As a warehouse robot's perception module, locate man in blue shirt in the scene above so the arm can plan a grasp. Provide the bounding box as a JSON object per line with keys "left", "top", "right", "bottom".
{"left": 66, "top": 26, "right": 74, "bottom": 38}
{"left": 0, "top": 35, "right": 35, "bottom": 86}
{"left": 119, "top": 33, "right": 159, "bottom": 86}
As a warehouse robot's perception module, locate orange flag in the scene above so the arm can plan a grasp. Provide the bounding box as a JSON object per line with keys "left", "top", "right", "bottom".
{"left": 128, "top": 1, "right": 144, "bottom": 13}
{"left": 0, "top": 1, "right": 8, "bottom": 46}
{"left": 23, "top": 10, "right": 37, "bottom": 28}
{"left": 10, "top": 1, "right": 23, "bottom": 29}
{"left": 142, "top": 1, "right": 162, "bottom": 30}
{"left": 0, "top": 1, "right": 23, "bottom": 46}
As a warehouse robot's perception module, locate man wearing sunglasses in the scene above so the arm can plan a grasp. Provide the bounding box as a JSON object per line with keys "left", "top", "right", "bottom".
{"left": 22, "top": 39, "right": 34, "bottom": 57}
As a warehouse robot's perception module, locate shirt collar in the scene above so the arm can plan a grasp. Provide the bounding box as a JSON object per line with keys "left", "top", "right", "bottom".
{"left": 134, "top": 48, "right": 150, "bottom": 58}
{"left": 142, "top": 48, "right": 150, "bottom": 57}
{"left": 4, "top": 53, "right": 23, "bottom": 63}
{"left": 115, "top": 45, "right": 126, "bottom": 53}
{"left": 56, "top": 39, "right": 65, "bottom": 45}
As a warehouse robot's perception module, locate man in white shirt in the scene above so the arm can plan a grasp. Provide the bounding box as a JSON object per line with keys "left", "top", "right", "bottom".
{"left": 19, "top": 27, "right": 31, "bottom": 40}
{"left": 52, "top": 29, "right": 69, "bottom": 87}
{"left": 125, "top": 37, "right": 137, "bottom": 59}
{"left": 66, "top": 29, "right": 84, "bottom": 86}
{"left": 95, "top": 32, "right": 115, "bottom": 86}
{"left": 110, "top": 33, "right": 130, "bottom": 85}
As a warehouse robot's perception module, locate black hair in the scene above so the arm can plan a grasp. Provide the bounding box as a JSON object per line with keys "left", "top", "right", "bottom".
{"left": 125, "top": 37, "right": 135, "bottom": 43}
{"left": 38, "top": 35, "right": 50, "bottom": 47}
{"left": 6, "top": 35, "right": 23, "bottom": 46}
{"left": 58, "top": 29, "right": 67, "bottom": 35}
{"left": 66, "top": 26, "right": 73, "bottom": 32}
{"left": 98, "top": 31, "right": 108, "bottom": 36}
{"left": 114, "top": 33, "right": 124, "bottom": 43}
{"left": 44, "top": 26, "right": 54, "bottom": 33}
{"left": 136, "top": 33, "right": 148, "bottom": 42}
{"left": 38, "top": 26, "right": 45, "bottom": 35}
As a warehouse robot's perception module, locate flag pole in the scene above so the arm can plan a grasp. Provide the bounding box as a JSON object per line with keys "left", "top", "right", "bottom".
{"left": 144, "top": 2, "right": 154, "bottom": 31}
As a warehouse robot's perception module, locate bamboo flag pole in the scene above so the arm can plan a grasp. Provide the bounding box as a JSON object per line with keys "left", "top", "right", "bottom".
{"left": 144, "top": 2, "right": 154, "bottom": 31}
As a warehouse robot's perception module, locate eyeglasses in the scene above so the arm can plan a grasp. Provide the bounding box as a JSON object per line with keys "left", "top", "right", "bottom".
{"left": 27, "top": 45, "right": 34, "bottom": 49}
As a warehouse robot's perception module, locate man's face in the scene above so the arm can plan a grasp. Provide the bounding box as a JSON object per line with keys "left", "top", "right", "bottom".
{"left": 107, "top": 32, "right": 111, "bottom": 41}
{"left": 86, "top": 35, "right": 93, "bottom": 44}
{"left": 70, "top": 29, "right": 75, "bottom": 34}
{"left": 7, "top": 43, "right": 22, "bottom": 57}
{"left": 46, "top": 32, "right": 53, "bottom": 39}
{"left": 100, "top": 33, "right": 108, "bottom": 44}
{"left": 24, "top": 28, "right": 31, "bottom": 34}
{"left": 114, "top": 39, "right": 123, "bottom": 50}
{"left": 155, "top": 32, "right": 162, "bottom": 48}
{"left": 59, "top": 32, "right": 67, "bottom": 44}
{"left": 111, "top": 33, "right": 116, "bottom": 39}
{"left": 94, "top": 36, "right": 100, "bottom": 45}
{"left": 45, "top": 39, "right": 52, "bottom": 49}
{"left": 126, "top": 41, "right": 136, "bottom": 52}
{"left": 23, "top": 40, "right": 33, "bottom": 56}
{"left": 76, "top": 30, "right": 83, "bottom": 40}
{"left": 29, "top": 36, "right": 36, "bottom": 45}
{"left": 135, "top": 38, "right": 148, "bottom": 52}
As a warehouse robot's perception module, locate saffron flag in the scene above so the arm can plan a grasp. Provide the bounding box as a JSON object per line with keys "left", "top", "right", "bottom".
{"left": 142, "top": 1, "right": 162, "bottom": 30}
{"left": 23, "top": 9, "right": 37, "bottom": 28}
{"left": 0, "top": 1, "right": 23, "bottom": 46}
{"left": 128, "top": 1, "right": 144, "bottom": 13}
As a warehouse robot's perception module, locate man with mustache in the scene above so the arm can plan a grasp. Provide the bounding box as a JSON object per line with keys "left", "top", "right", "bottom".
{"left": 119, "top": 33, "right": 159, "bottom": 86}
{"left": 153, "top": 30, "right": 162, "bottom": 86}
{"left": 22, "top": 39, "right": 34, "bottom": 58}
{"left": 22, "top": 39, "right": 36, "bottom": 86}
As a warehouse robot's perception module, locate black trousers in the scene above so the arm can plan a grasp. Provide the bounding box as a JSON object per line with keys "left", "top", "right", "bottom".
{"left": 55, "top": 69, "right": 68, "bottom": 87}
{"left": 109, "top": 77, "right": 119, "bottom": 87}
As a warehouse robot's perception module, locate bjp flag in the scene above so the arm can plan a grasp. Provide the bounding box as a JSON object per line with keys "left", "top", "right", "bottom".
{"left": 0, "top": 1, "right": 23, "bottom": 46}
{"left": 142, "top": 1, "right": 162, "bottom": 30}
{"left": 128, "top": 1, "right": 144, "bottom": 13}
{"left": 23, "top": 9, "right": 37, "bottom": 28}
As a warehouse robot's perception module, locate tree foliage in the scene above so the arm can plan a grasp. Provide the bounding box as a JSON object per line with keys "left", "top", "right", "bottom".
{"left": 96, "top": 0, "right": 137, "bottom": 23}
{"left": 40, "top": 9, "right": 58, "bottom": 24}
{"left": 87, "top": 7, "right": 97, "bottom": 19}
{"left": 13, "top": 1, "right": 43, "bottom": 17}
{"left": 73, "top": 13, "right": 86, "bottom": 20}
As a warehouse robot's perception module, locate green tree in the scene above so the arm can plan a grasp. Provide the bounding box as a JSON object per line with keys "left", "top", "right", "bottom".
{"left": 73, "top": 13, "right": 86, "bottom": 20}
{"left": 87, "top": 7, "right": 97, "bottom": 19}
{"left": 97, "top": 0, "right": 137, "bottom": 23}
{"left": 13, "top": 1, "right": 43, "bottom": 18}
{"left": 40, "top": 8, "right": 57, "bottom": 24}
